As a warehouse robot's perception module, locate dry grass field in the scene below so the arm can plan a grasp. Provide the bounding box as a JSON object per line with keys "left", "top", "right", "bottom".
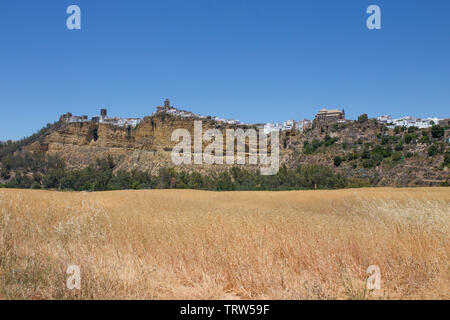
{"left": 0, "top": 187, "right": 448, "bottom": 300}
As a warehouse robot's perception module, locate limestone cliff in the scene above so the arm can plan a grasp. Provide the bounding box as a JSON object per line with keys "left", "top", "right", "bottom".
{"left": 21, "top": 114, "right": 450, "bottom": 186}
{"left": 25, "top": 114, "right": 265, "bottom": 174}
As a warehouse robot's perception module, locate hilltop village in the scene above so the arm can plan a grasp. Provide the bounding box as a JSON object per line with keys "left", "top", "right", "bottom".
{"left": 60, "top": 109, "right": 142, "bottom": 128}
{"left": 1, "top": 97, "right": 449, "bottom": 190}
{"left": 59, "top": 99, "right": 449, "bottom": 133}
{"left": 59, "top": 99, "right": 246, "bottom": 128}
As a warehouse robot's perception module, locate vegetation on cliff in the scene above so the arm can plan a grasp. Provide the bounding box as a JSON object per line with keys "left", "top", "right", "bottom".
{"left": 0, "top": 154, "right": 349, "bottom": 191}
{"left": 0, "top": 122, "right": 59, "bottom": 159}
{"left": 0, "top": 116, "right": 449, "bottom": 189}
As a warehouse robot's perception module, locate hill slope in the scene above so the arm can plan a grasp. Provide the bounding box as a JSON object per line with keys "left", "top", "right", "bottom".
{"left": 1, "top": 114, "right": 449, "bottom": 187}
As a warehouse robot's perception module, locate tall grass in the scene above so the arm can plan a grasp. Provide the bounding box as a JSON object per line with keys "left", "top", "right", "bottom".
{"left": 0, "top": 188, "right": 448, "bottom": 299}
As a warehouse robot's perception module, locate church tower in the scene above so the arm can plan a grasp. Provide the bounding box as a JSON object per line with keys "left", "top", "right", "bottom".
{"left": 164, "top": 99, "right": 170, "bottom": 109}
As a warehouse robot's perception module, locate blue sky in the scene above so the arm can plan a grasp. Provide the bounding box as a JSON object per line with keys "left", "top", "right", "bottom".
{"left": 1, "top": 0, "right": 449, "bottom": 140}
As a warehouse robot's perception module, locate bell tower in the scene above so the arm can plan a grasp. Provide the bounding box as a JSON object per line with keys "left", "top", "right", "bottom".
{"left": 164, "top": 99, "right": 170, "bottom": 109}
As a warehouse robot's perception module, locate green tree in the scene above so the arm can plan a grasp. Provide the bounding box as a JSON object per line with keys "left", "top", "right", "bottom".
{"left": 362, "top": 159, "right": 376, "bottom": 168}
{"left": 420, "top": 135, "right": 430, "bottom": 144}
{"left": 404, "top": 134, "right": 413, "bottom": 144}
{"left": 358, "top": 114, "right": 368, "bottom": 123}
{"left": 443, "top": 152, "right": 450, "bottom": 168}
{"left": 303, "top": 141, "right": 315, "bottom": 154}
{"left": 42, "top": 169, "right": 65, "bottom": 189}
{"left": 333, "top": 156, "right": 342, "bottom": 167}
{"left": 216, "top": 172, "right": 235, "bottom": 191}
{"left": 407, "top": 126, "right": 418, "bottom": 133}
{"left": 0, "top": 166, "right": 10, "bottom": 179}
{"left": 31, "top": 181, "right": 41, "bottom": 189}
{"left": 395, "top": 143, "right": 404, "bottom": 151}
{"left": 427, "top": 144, "right": 439, "bottom": 157}
{"left": 431, "top": 125, "right": 444, "bottom": 139}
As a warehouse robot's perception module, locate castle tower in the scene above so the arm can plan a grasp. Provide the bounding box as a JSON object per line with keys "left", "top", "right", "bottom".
{"left": 100, "top": 109, "right": 107, "bottom": 118}
{"left": 164, "top": 99, "right": 170, "bottom": 109}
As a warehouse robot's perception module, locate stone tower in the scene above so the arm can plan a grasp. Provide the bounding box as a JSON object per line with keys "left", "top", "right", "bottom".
{"left": 164, "top": 99, "right": 170, "bottom": 109}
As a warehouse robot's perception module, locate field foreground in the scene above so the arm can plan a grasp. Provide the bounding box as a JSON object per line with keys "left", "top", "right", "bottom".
{"left": 0, "top": 188, "right": 449, "bottom": 300}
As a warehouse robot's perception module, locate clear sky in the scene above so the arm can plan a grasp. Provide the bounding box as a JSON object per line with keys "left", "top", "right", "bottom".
{"left": 1, "top": 0, "right": 449, "bottom": 140}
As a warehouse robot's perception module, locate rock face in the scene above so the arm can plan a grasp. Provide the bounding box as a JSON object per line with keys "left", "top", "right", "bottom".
{"left": 25, "top": 115, "right": 267, "bottom": 174}
{"left": 23, "top": 115, "right": 449, "bottom": 186}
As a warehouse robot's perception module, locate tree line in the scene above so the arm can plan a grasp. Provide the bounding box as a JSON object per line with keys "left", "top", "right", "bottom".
{"left": 0, "top": 153, "right": 352, "bottom": 191}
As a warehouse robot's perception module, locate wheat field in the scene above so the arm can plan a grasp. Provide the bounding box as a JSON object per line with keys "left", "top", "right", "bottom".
{"left": 0, "top": 187, "right": 448, "bottom": 300}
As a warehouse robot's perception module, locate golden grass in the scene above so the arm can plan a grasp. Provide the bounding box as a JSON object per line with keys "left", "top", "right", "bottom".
{"left": 0, "top": 187, "right": 449, "bottom": 300}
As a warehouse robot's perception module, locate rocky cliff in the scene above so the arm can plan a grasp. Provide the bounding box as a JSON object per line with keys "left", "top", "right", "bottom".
{"left": 25, "top": 114, "right": 265, "bottom": 174}
{"left": 19, "top": 114, "right": 450, "bottom": 186}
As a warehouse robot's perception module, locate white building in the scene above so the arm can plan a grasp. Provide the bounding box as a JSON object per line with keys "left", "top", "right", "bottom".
{"left": 297, "top": 119, "right": 312, "bottom": 132}
{"left": 415, "top": 119, "right": 432, "bottom": 129}
{"left": 393, "top": 118, "right": 409, "bottom": 127}
{"left": 426, "top": 118, "right": 441, "bottom": 126}
{"left": 390, "top": 116, "right": 442, "bottom": 129}
{"left": 116, "top": 118, "right": 142, "bottom": 127}
{"left": 96, "top": 109, "right": 142, "bottom": 128}
{"left": 377, "top": 115, "right": 393, "bottom": 124}
{"left": 283, "top": 120, "right": 296, "bottom": 131}
{"left": 392, "top": 116, "right": 417, "bottom": 128}
{"left": 263, "top": 123, "right": 282, "bottom": 134}
{"left": 68, "top": 115, "right": 89, "bottom": 123}
{"left": 224, "top": 119, "right": 241, "bottom": 125}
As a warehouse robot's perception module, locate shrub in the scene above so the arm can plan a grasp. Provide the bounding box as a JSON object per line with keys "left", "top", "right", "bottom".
{"left": 362, "top": 159, "right": 376, "bottom": 168}
{"left": 404, "top": 134, "right": 413, "bottom": 144}
{"left": 332, "top": 123, "right": 339, "bottom": 132}
{"left": 408, "top": 126, "right": 418, "bottom": 133}
{"left": 420, "top": 135, "right": 430, "bottom": 144}
{"left": 324, "top": 135, "right": 338, "bottom": 147}
{"left": 427, "top": 144, "right": 439, "bottom": 157}
{"left": 31, "top": 181, "right": 41, "bottom": 189}
{"left": 371, "top": 152, "right": 384, "bottom": 165}
{"left": 333, "top": 156, "right": 342, "bottom": 167}
{"left": 392, "top": 152, "right": 402, "bottom": 162}
{"left": 361, "top": 149, "right": 371, "bottom": 159}
{"left": 395, "top": 143, "right": 404, "bottom": 151}
{"left": 358, "top": 114, "right": 368, "bottom": 123}
{"left": 0, "top": 166, "right": 10, "bottom": 179}
{"left": 303, "top": 142, "right": 315, "bottom": 154}
{"left": 443, "top": 152, "right": 450, "bottom": 168}
{"left": 431, "top": 125, "right": 444, "bottom": 139}
{"left": 347, "top": 178, "right": 370, "bottom": 188}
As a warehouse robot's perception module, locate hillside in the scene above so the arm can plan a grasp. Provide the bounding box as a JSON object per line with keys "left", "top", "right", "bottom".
{"left": 0, "top": 112, "right": 449, "bottom": 189}
{"left": 280, "top": 118, "right": 449, "bottom": 186}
